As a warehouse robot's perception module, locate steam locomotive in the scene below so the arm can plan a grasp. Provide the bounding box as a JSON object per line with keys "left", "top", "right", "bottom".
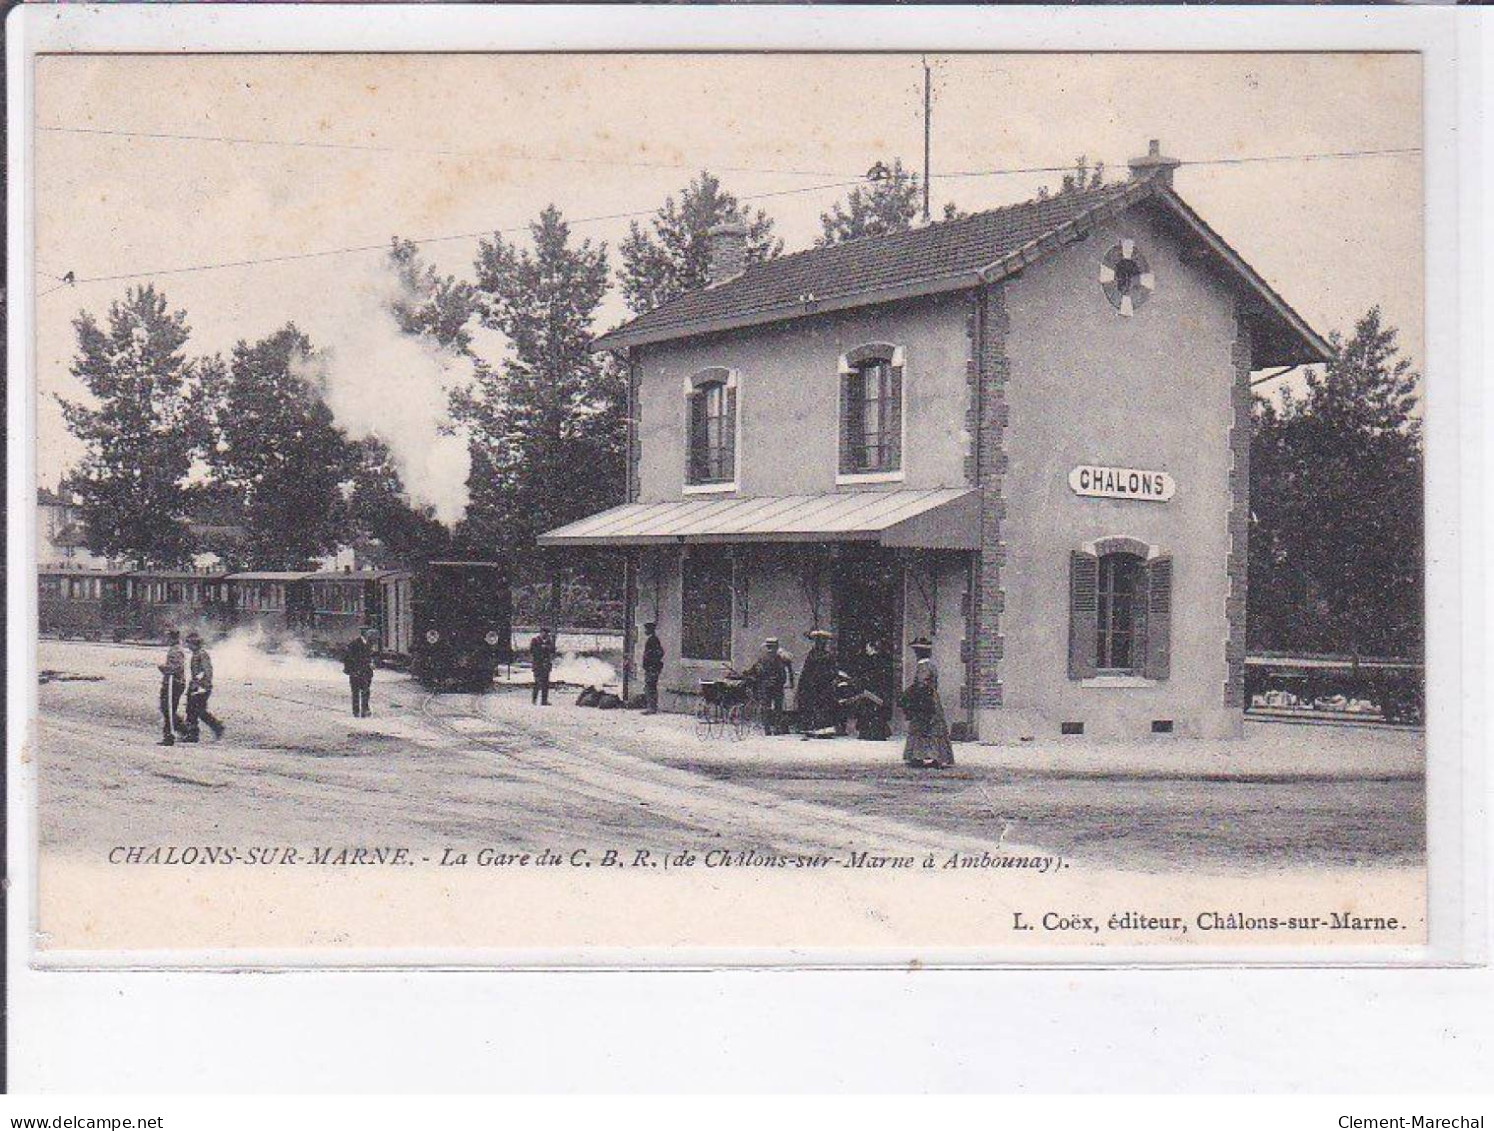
{"left": 38, "top": 560, "right": 512, "bottom": 689}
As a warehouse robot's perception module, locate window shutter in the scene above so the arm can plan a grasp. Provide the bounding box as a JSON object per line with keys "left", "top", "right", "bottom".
{"left": 1144, "top": 555, "right": 1172, "bottom": 681}
{"left": 1068, "top": 550, "right": 1100, "bottom": 680}
{"left": 839, "top": 372, "right": 856, "bottom": 474}
{"left": 886, "top": 364, "right": 903, "bottom": 471}
{"left": 724, "top": 385, "right": 737, "bottom": 481}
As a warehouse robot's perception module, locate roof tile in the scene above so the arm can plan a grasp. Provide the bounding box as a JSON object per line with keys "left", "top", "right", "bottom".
{"left": 597, "top": 182, "right": 1139, "bottom": 347}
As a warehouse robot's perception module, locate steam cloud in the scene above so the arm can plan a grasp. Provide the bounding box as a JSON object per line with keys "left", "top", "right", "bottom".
{"left": 296, "top": 263, "right": 477, "bottom": 525}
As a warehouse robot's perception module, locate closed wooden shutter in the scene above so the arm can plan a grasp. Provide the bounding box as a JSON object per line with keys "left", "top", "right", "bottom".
{"left": 886, "top": 364, "right": 903, "bottom": 471}
{"left": 1144, "top": 555, "right": 1173, "bottom": 680}
{"left": 1068, "top": 550, "right": 1100, "bottom": 679}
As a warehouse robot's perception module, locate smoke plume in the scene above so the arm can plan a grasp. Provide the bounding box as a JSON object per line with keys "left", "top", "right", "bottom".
{"left": 296, "top": 263, "right": 476, "bottom": 525}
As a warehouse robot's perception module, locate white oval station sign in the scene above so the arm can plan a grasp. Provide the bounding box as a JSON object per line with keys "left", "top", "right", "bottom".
{"left": 1069, "top": 465, "right": 1175, "bottom": 502}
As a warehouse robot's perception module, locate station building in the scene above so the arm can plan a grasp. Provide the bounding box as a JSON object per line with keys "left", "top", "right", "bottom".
{"left": 541, "top": 143, "right": 1330, "bottom": 741}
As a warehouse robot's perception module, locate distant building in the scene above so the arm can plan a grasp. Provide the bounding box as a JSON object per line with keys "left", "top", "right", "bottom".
{"left": 546, "top": 142, "right": 1331, "bottom": 741}
{"left": 36, "top": 486, "right": 111, "bottom": 569}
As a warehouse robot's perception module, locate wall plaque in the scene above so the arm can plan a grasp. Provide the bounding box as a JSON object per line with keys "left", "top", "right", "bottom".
{"left": 1069, "top": 465, "right": 1175, "bottom": 502}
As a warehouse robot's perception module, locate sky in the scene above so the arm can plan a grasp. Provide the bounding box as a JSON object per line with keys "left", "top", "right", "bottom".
{"left": 32, "top": 52, "right": 1423, "bottom": 494}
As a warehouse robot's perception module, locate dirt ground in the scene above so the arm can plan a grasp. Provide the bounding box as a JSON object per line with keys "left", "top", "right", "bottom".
{"left": 33, "top": 639, "right": 1424, "bottom": 873}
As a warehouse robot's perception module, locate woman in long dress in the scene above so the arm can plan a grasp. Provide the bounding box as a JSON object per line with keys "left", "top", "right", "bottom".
{"left": 901, "top": 649, "right": 954, "bottom": 768}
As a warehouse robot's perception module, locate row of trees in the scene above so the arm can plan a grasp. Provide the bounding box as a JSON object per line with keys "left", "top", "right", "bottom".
{"left": 60, "top": 161, "right": 954, "bottom": 575}
{"left": 59, "top": 159, "right": 1425, "bottom": 658}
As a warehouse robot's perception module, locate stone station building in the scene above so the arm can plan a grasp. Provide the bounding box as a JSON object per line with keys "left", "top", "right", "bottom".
{"left": 542, "top": 143, "right": 1330, "bottom": 742}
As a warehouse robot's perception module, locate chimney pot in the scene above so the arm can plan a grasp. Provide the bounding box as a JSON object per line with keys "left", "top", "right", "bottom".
{"left": 706, "top": 216, "right": 750, "bottom": 285}
{"left": 1128, "top": 139, "right": 1181, "bottom": 187}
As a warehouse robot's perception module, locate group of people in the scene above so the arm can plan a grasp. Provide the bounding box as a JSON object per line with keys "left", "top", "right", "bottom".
{"left": 631, "top": 623, "right": 954, "bottom": 768}
{"left": 155, "top": 619, "right": 954, "bottom": 767}
{"left": 155, "top": 629, "right": 225, "bottom": 746}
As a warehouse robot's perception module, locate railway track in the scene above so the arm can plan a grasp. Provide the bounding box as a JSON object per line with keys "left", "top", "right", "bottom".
{"left": 449, "top": 690, "right": 1018, "bottom": 858}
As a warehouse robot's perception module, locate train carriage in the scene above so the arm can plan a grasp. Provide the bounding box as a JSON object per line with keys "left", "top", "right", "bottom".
{"left": 374, "top": 569, "right": 414, "bottom": 661}
{"left": 38, "top": 566, "right": 130, "bottom": 640}
{"left": 303, "top": 569, "right": 386, "bottom": 653}
{"left": 225, "top": 571, "right": 313, "bottom": 634}
{"left": 1245, "top": 654, "right": 1425, "bottom": 725}
{"left": 125, "top": 570, "right": 232, "bottom": 639}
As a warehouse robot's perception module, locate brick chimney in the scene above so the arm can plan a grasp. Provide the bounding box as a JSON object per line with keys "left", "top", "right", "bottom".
{"left": 706, "top": 216, "right": 749, "bottom": 285}
{"left": 1128, "top": 139, "right": 1181, "bottom": 187}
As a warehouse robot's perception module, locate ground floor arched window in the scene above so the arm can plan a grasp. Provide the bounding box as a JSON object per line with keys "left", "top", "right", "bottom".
{"left": 1069, "top": 540, "right": 1172, "bottom": 680}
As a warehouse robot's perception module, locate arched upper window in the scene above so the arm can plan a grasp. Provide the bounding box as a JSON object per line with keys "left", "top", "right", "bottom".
{"left": 685, "top": 368, "right": 738, "bottom": 489}
{"left": 838, "top": 344, "right": 904, "bottom": 480}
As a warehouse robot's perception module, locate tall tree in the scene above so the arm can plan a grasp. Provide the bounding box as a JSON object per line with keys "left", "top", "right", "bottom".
{"left": 818, "top": 159, "right": 925, "bottom": 246}
{"left": 1037, "top": 156, "right": 1107, "bottom": 200}
{"left": 200, "top": 325, "right": 358, "bottom": 569}
{"left": 618, "top": 171, "right": 781, "bottom": 315}
{"left": 455, "top": 206, "right": 623, "bottom": 582}
{"left": 57, "top": 285, "right": 202, "bottom": 567}
{"left": 1250, "top": 307, "right": 1423, "bottom": 657}
{"left": 386, "top": 237, "right": 481, "bottom": 353}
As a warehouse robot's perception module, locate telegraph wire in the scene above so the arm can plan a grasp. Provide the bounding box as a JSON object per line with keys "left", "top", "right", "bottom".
{"left": 34, "top": 144, "right": 1424, "bottom": 292}
{"left": 939, "top": 146, "right": 1421, "bottom": 179}
{"left": 41, "top": 175, "right": 870, "bottom": 288}
{"left": 36, "top": 124, "right": 849, "bottom": 180}
{"left": 40, "top": 123, "right": 1422, "bottom": 181}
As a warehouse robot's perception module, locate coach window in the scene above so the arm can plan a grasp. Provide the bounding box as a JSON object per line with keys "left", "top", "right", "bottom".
{"left": 838, "top": 344, "right": 904, "bottom": 483}
{"left": 684, "top": 368, "right": 739, "bottom": 492}
{"left": 1069, "top": 540, "right": 1172, "bottom": 682}
{"left": 681, "top": 548, "right": 733, "bottom": 662}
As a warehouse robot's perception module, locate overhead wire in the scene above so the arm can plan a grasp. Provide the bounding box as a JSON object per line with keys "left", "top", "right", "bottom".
{"left": 42, "top": 175, "right": 871, "bottom": 288}
{"left": 33, "top": 138, "right": 1423, "bottom": 292}
{"left": 36, "top": 124, "right": 849, "bottom": 179}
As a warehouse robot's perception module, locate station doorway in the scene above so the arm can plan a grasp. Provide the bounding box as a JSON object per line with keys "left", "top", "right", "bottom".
{"left": 832, "top": 547, "right": 904, "bottom": 666}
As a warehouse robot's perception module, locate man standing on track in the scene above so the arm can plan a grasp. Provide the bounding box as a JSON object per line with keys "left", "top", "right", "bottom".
{"left": 157, "top": 629, "right": 186, "bottom": 746}
{"left": 641, "top": 621, "right": 664, "bottom": 714}
{"left": 344, "top": 626, "right": 375, "bottom": 717}
{"left": 530, "top": 625, "right": 556, "bottom": 706}
{"left": 182, "top": 630, "right": 226, "bottom": 742}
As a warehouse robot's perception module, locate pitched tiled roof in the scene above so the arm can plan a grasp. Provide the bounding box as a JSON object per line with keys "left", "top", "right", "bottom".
{"left": 592, "top": 175, "right": 1331, "bottom": 367}
{"left": 597, "top": 182, "right": 1139, "bottom": 349}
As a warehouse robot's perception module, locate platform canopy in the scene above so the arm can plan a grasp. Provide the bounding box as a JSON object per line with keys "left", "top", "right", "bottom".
{"left": 539, "top": 488, "right": 981, "bottom": 550}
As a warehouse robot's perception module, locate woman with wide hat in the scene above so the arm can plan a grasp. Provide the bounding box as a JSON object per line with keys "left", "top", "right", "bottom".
{"left": 900, "top": 637, "right": 954, "bottom": 768}
{"left": 796, "top": 628, "right": 839, "bottom": 736}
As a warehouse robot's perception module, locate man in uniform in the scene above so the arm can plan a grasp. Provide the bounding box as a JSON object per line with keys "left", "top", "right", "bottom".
{"left": 641, "top": 621, "right": 664, "bottom": 714}
{"left": 182, "top": 630, "right": 225, "bottom": 742}
{"left": 529, "top": 625, "right": 556, "bottom": 706}
{"left": 157, "top": 629, "right": 187, "bottom": 746}
{"left": 343, "top": 626, "right": 375, "bottom": 717}
{"left": 743, "top": 637, "right": 795, "bottom": 736}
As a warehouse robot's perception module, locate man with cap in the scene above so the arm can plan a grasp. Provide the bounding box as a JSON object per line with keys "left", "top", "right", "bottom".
{"left": 641, "top": 621, "right": 664, "bottom": 715}
{"left": 182, "top": 630, "right": 225, "bottom": 742}
{"left": 796, "top": 628, "right": 840, "bottom": 736}
{"left": 157, "top": 629, "right": 187, "bottom": 746}
{"left": 529, "top": 625, "right": 556, "bottom": 706}
{"left": 743, "top": 637, "right": 795, "bottom": 736}
{"left": 343, "top": 625, "right": 376, "bottom": 717}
